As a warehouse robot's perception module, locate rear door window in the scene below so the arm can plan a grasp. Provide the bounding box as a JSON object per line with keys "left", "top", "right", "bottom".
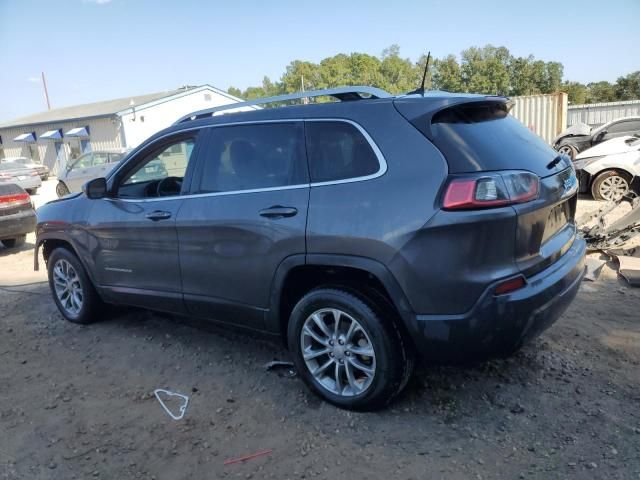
{"left": 196, "top": 122, "right": 308, "bottom": 193}
{"left": 305, "top": 121, "right": 380, "bottom": 183}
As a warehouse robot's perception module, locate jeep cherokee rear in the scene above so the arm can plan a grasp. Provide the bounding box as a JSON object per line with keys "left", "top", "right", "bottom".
{"left": 35, "top": 87, "right": 585, "bottom": 410}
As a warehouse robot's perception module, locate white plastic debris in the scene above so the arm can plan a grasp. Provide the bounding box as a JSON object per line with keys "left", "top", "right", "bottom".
{"left": 154, "top": 389, "right": 189, "bottom": 420}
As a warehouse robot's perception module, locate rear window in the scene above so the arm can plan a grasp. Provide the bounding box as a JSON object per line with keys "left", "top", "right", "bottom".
{"left": 430, "top": 103, "right": 559, "bottom": 176}
{"left": 305, "top": 121, "right": 380, "bottom": 183}
{"left": 0, "top": 183, "right": 24, "bottom": 195}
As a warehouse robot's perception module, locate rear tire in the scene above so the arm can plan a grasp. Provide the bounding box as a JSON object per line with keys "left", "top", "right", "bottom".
{"left": 47, "top": 248, "right": 104, "bottom": 324}
{"left": 591, "top": 170, "right": 631, "bottom": 201}
{"left": 288, "top": 287, "right": 413, "bottom": 410}
{"left": 27, "top": 188, "right": 38, "bottom": 195}
{"left": 56, "top": 182, "right": 70, "bottom": 198}
{"left": 1, "top": 235, "right": 26, "bottom": 248}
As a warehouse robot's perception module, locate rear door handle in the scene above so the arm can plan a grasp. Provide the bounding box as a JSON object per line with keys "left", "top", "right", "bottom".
{"left": 145, "top": 210, "right": 172, "bottom": 221}
{"left": 259, "top": 206, "right": 298, "bottom": 219}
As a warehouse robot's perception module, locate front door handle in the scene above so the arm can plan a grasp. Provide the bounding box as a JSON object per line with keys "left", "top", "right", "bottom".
{"left": 259, "top": 206, "right": 298, "bottom": 219}
{"left": 145, "top": 210, "right": 172, "bottom": 221}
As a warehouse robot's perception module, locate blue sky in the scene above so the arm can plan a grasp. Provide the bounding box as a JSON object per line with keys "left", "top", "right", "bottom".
{"left": 0, "top": 0, "right": 638, "bottom": 122}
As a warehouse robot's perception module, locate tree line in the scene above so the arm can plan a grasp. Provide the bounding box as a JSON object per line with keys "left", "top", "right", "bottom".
{"left": 227, "top": 45, "right": 640, "bottom": 105}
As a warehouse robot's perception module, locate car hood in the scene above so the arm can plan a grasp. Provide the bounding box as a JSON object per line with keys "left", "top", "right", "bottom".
{"left": 553, "top": 123, "right": 592, "bottom": 144}
{"left": 576, "top": 135, "right": 640, "bottom": 160}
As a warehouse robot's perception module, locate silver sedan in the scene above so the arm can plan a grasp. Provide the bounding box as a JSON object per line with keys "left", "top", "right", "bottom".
{"left": 0, "top": 163, "right": 42, "bottom": 194}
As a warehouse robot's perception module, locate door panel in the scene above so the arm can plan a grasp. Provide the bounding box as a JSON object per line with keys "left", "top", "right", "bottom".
{"left": 176, "top": 121, "right": 310, "bottom": 329}
{"left": 86, "top": 132, "right": 202, "bottom": 313}
{"left": 87, "top": 197, "right": 186, "bottom": 312}
{"left": 177, "top": 188, "right": 308, "bottom": 328}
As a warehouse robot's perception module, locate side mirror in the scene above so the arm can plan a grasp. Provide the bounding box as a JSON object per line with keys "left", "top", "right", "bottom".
{"left": 83, "top": 177, "right": 107, "bottom": 199}
{"left": 594, "top": 130, "right": 606, "bottom": 143}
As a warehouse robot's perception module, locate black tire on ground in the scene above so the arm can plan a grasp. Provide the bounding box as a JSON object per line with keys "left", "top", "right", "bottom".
{"left": 42, "top": 175, "right": 49, "bottom": 181}
{"left": 557, "top": 143, "right": 578, "bottom": 160}
{"left": 287, "top": 287, "right": 413, "bottom": 411}
{"left": 56, "top": 182, "right": 70, "bottom": 198}
{"left": 1, "top": 235, "right": 26, "bottom": 248}
{"left": 47, "top": 247, "right": 104, "bottom": 324}
{"left": 27, "top": 188, "right": 38, "bottom": 195}
{"left": 591, "top": 169, "right": 632, "bottom": 201}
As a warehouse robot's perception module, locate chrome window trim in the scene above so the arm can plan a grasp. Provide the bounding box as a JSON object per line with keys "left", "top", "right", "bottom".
{"left": 108, "top": 118, "right": 387, "bottom": 203}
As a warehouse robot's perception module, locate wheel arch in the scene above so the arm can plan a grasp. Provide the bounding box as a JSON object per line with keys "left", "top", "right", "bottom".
{"left": 267, "top": 254, "right": 417, "bottom": 347}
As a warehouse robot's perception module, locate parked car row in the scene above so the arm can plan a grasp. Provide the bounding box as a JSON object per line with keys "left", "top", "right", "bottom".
{"left": 554, "top": 117, "right": 640, "bottom": 201}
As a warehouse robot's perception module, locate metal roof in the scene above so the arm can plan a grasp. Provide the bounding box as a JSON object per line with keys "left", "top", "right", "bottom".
{"left": 0, "top": 86, "right": 204, "bottom": 129}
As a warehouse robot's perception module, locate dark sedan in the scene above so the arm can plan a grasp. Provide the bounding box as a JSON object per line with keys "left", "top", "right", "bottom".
{"left": 0, "top": 183, "right": 36, "bottom": 248}
{"left": 553, "top": 116, "right": 640, "bottom": 159}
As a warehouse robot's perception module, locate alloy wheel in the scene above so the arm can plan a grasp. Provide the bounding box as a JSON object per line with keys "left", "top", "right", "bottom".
{"left": 52, "top": 259, "right": 83, "bottom": 316}
{"left": 300, "top": 308, "right": 376, "bottom": 397}
{"left": 599, "top": 175, "right": 628, "bottom": 201}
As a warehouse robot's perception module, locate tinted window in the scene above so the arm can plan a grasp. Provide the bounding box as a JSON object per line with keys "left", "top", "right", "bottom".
{"left": 428, "top": 102, "right": 559, "bottom": 176}
{"left": 197, "top": 122, "right": 307, "bottom": 193}
{"left": 608, "top": 120, "right": 640, "bottom": 134}
{"left": 305, "top": 122, "right": 380, "bottom": 183}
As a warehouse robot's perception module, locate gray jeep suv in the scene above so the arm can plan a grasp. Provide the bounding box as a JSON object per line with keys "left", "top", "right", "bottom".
{"left": 34, "top": 87, "right": 586, "bottom": 410}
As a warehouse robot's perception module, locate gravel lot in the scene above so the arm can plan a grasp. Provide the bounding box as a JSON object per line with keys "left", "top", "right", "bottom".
{"left": 1, "top": 180, "right": 639, "bottom": 479}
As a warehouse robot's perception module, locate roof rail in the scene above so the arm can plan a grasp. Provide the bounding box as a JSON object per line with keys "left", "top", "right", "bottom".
{"left": 174, "top": 86, "right": 391, "bottom": 124}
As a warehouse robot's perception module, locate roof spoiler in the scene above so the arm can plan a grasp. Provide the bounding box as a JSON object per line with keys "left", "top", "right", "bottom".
{"left": 393, "top": 95, "right": 512, "bottom": 140}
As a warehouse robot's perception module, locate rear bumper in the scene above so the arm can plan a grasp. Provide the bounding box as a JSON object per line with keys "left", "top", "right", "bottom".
{"left": 0, "top": 209, "right": 36, "bottom": 240}
{"left": 409, "top": 236, "right": 586, "bottom": 361}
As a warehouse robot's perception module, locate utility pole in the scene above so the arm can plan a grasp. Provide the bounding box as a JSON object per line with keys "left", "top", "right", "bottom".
{"left": 41, "top": 71, "right": 51, "bottom": 110}
{"left": 301, "top": 75, "right": 308, "bottom": 105}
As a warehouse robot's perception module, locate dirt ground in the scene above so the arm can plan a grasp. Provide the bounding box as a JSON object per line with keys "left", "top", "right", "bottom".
{"left": 1, "top": 181, "right": 639, "bottom": 480}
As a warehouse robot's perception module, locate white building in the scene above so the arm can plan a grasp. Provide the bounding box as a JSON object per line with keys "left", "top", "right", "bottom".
{"left": 0, "top": 85, "right": 244, "bottom": 174}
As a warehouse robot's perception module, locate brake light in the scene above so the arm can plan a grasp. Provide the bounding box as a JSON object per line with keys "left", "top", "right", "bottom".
{"left": 494, "top": 275, "right": 526, "bottom": 295}
{"left": 0, "top": 192, "right": 31, "bottom": 208}
{"left": 30, "top": 170, "right": 39, "bottom": 176}
{"left": 0, "top": 173, "right": 11, "bottom": 180}
{"left": 443, "top": 171, "right": 539, "bottom": 210}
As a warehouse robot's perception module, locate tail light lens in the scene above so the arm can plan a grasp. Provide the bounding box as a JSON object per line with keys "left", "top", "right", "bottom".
{"left": 0, "top": 192, "right": 31, "bottom": 208}
{"left": 30, "top": 170, "right": 39, "bottom": 176}
{"left": 0, "top": 173, "right": 11, "bottom": 180}
{"left": 443, "top": 170, "right": 539, "bottom": 210}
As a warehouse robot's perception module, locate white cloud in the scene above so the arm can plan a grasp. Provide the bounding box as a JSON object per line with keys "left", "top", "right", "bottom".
{"left": 27, "top": 77, "right": 40, "bottom": 83}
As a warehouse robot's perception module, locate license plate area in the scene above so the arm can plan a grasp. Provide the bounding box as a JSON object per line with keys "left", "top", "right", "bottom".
{"left": 542, "top": 202, "right": 571, "bottom": 244}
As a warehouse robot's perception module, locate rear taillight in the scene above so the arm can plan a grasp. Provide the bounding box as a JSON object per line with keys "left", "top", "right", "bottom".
{"left": 0, "top": 192, "right": 31, "bottom": 208}
{"left": 443, "top": 170, "right": 539, "bottom": 210}
{"left": 30, "top": 170, "right": 39, "bottom": 176}
{"left": 0, "top": 173, "right": 11, "bottom": 180}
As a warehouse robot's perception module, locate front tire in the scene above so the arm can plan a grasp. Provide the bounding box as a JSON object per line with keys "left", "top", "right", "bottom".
{"left": 56, "top": 182, "right": 70, "bottom": 198}
{"left": 557, "top": 143, "right": 578, "bottom": 160}
{"left": 288, "top": 288, "right": 413, "bottom": 410}
{"left": 1, "top": 235, "right": 26, "bottom": 248}
{"left": 591, "top": 170, "right": 631, "bottom": 201}
{"left": 47, "top": 248, "right": 103, "bottom": 324}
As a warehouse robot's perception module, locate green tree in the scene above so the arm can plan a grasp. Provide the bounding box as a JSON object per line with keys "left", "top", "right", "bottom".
{"left": 227, "top": 86, "right": 243, "bottom": 98}
{"left": 561, "top": 81, "right": 588, "bottom": 104}
{"left": 586, "top": 81, "right": 617, "bottom": 103}
{"left": 460, "top": 45, "right": 511, "bottom": 95}
{"left": 614, "top": 71, "right": 640, "bottom": 100}
{"left": 431, "top": 54, "right": 460, "bottom": 92}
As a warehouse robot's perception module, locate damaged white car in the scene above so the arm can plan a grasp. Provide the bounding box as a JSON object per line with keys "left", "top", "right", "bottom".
{"left": 573, "top": 135, "right": 640, "bottom": 201}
